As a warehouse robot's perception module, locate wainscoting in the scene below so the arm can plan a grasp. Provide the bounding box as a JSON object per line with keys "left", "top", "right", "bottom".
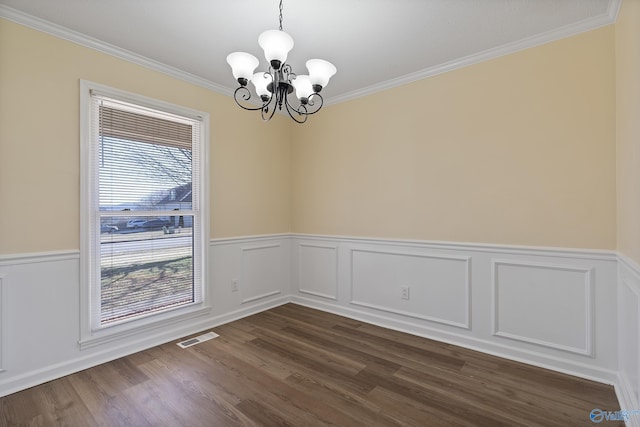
{"left": 291, "top": 235, "right": 619, "bottom": 382}
{"left": 0, "top": 233, "right": 638, "bottom": 425}
{"left": 618, "top": 255, "right": 640, "bottom": 426}
{"left": 0, "top": 235, "right": 291, "bottom": 397}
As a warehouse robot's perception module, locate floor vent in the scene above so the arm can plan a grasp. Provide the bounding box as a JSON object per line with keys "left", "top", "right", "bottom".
{"left": 176, "top": 331, "right": 219, "bottom": 348}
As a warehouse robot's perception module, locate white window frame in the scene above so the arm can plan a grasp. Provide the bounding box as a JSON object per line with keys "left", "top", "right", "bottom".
{"left": 79, "top": 80, "right": 210, "bottom": 349}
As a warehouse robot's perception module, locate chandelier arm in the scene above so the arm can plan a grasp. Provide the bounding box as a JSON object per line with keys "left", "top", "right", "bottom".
{"left": 232, "top": 87, "right": 264, "bottom": 111}
{"left": 283, "top": 95, "right": 308, "bottom": 124}
{"left": 301, "top": 93, "right": 324, "bottom": 115}
{"left": 283, "top": 91, "right": 324, "bottom": 117}
{"left": 261, "top": 105, "right": 278, "bottom": 121}
{"left": 291, "top": 93, "right": 324, "bottom": 116}
{"left": 261, "top": 96, "right": 278, "bottom": 121}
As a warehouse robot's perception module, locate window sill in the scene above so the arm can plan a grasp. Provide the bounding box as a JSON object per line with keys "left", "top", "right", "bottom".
{"left": 78, "top": 304, "right": 211, "bottom": 351}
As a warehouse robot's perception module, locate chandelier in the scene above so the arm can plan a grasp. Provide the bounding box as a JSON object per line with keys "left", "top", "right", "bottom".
{"left": 226, "top": 0, "right": 337, "bottom": 123}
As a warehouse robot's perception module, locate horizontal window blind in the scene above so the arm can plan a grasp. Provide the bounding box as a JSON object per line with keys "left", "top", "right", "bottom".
{"left": 99, "top": 105, "right": 193, "bottom": 150}
{"left": 90, "top": 93, "right": 203, "bottom": 326}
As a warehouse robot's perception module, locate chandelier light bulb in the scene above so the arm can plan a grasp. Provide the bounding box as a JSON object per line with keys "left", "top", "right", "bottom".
{"left": 292, "top": 75, "right": 314, "bottom": 103}
{"left": 226, "top": 52, "right": 259, "bottom": 86}
{"left": 258, "top": 30, "right": 294, "bottom": 70}
{"left": 251, "top": 72, "right": 273, "bottom": 102}
{"left": 306, "top": 59, "right": 337, "bottom": 92}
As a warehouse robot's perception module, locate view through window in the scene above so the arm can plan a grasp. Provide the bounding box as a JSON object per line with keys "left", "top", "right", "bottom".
{"left": 91, "top": 95, "right": 204, "bottom": 326}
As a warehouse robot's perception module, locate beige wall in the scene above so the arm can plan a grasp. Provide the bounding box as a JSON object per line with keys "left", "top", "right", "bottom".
{"left": 616, "top": 0, "right": 640, "bottom": 264}
{"left": 0, "top": 17, "right": 622, "bottom": 254}
{"left": 0, "top": 19, "right": 291, "bottom": 254}
{"left": 292, "top": 26, "right": 617, "bottom": 249}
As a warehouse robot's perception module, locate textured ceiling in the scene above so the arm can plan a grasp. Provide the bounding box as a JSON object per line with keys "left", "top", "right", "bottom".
{"left": 0, "top": 0, "right": 619, "bottom": 104}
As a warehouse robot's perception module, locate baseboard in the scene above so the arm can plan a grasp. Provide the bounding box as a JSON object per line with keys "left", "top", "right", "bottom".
{"left": 615, "top": 374, "right": 640, "bottom": 427}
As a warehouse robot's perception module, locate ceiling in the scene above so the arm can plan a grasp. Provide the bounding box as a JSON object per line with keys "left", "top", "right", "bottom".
{"left": 0, "top": 0, "right": 619, "bottom": 105}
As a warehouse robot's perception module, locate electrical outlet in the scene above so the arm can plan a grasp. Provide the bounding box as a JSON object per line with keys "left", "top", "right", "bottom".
{"left": 232, "top": 278, "right": 239, "bottom": 292}
{"left": 401, "top": 286, "right": 410, "bottom": 300}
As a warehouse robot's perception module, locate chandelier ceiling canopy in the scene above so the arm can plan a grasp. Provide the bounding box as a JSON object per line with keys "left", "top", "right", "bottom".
{"left": 226, "top": 0, "right": 337, "bottom": 124}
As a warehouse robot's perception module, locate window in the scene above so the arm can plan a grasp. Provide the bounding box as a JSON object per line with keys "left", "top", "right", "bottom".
{"left": 80, "top": 81, "right": 209, "bottom": 345}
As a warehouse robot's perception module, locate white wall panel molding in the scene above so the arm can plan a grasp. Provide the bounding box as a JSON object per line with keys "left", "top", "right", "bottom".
{"left": 491, "top": 259, "right": 594, "bottom": 356}
{"left": 240, "top": 244, "right": 283, "bottom": 304}
{"left": 616, "top": 374, "right": 640, "bottom": 427}
{"left": 0, "top": 273, "right": 5, "bottom": 374}
{"left": 298, "top": 243, "right": 338, "bottom": 300}
{"left": 616, "top": 254, "right": 640, "bottom": 422}
{"left": 349, "top": 248, "right": 471, "bottom": 329}
{"left": 619, "top": 254, "right": 640, "bottom": 296}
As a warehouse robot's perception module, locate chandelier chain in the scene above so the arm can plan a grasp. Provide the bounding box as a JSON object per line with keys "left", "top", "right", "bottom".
{"left": 278, "top": 0, "right": 284, "bottom": 31}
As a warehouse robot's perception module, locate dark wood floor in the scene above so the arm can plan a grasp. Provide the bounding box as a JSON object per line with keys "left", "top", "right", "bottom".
{"left": 0, "top": 303, "right": 622, "bottom": 426}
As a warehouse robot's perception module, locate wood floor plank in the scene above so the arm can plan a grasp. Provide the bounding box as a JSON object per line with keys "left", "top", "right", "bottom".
{"left": 247, "top": 336, "right": 377, "bottom": 395}
{"left": 367, "top": 385, "right": 482, "bottom": 427}
{"left": 280, "top": 325, "right": 403, "bottom": 375}
{"left": 272, "top": 304, "right": 364, "bottom": 329}
{"left": 357, "top": 367, "right": 516, "bottom": 427}
{"left": 188, "top": 339, "right": 367, "bottom": 426}
{"left": 134, "top": 357, "right": 249, "bottom": 427}
{"left": 38, "top": 379, "right": 98, "bottom": 426}
{"left": 459, "top": 360, "right": 618, "bottom": 413}
{"left": 284, "top": 371, "right": 403, "bottom": 427}
{"left": 263, "top": 310, "right": 465, "bottom": 377}
{"left": 330, "top": 323, "right": 467, "bottom": 372}
{"left": 66, "top": 369, "right": 154, "bottom": 427}
{"left": 0, "top": 303, "right": 623, "bottom": 426}
{"left": 204, "top": 326, "right": 296, "bottom": 381}
{"left": 392, "top": 365, "right": 568, "bottom": 427}
{"left": 235, "top": 399, "right": 296, "bottom": 427}
{"left": 249, "top": 325, "right": 368, "bottom": 375}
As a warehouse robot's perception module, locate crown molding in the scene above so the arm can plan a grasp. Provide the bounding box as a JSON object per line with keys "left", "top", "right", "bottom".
{"left": 1, "top": 1, "right": 621, "bottom": 107}
{"left": 0, "top": 5, "right": 233, "bottom": 97}
{"left": 608, "top": 0, "right": 622, "bottom": 22}
{"left": 326, "top": 0, "right": 621, "bottom": 106}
